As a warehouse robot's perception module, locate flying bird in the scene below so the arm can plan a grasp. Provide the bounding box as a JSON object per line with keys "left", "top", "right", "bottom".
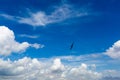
{"left": 70, "top": 42, "right": 74, "bottom": 50}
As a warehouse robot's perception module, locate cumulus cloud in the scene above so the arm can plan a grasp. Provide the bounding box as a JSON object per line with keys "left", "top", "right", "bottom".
{"left": 105, "top": 40, "right": 120, "bottom": 59}
{"left": 0, "top": 56, "right": 119, "bottom": 80}
{"left": 0, "top": 57, "right": 103, "bottom": 80}
{"left": 51, "top": 58, "right": 65, "bottom": 72}
{"left": 0, "top": 54, "right": 119, "bottom": 80}
{"left": 0, "top": 26, "right": 44, "bottom": 56}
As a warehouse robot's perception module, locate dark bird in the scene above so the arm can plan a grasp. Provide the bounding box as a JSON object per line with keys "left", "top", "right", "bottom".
{"left": 70, "top": 42, "right": 74, "bottom": 50}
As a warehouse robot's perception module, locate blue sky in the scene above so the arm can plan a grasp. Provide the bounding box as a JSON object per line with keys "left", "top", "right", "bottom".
{"left": 0, "top": 0, "right": 120, "bottom": 80}
{"left": 0, "top": 0, "right": 120, "bottom": 57}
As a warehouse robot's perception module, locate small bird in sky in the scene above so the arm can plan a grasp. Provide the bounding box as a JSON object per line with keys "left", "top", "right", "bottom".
{"left": 70, "top": 42, "right": 74, "bottom": 50}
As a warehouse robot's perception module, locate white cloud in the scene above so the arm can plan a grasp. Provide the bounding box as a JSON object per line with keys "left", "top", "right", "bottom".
{"left": 51, "top": 58, "right": 65, "bottom": 71}
{"left": 57, "top": 53, "right": 103, "bottom": 63}
{"left": 102, "top": 70, "right": 120, "bottom": 78}
{"left": 18, "top": 4, "right": 88, "bottom": 26}
{"left": 0, "top": 54, "right": 119, "bottom": 80}
{"left": 0, "top": 26, "right": 44, "bottom": 56}
{"left": 105, "top": 40, "right": 120, "bottom": 59}
{"left": 0, "top": 4, "right": 89, "bottom": 27}
{"left": 18, "top": 12, "right": 47, "bottom": 26}
{"left": 19, "top": 34, "right": 39, "bottom": 39}
{"left": 30, "top": 43, "right": 45, "bottom": 49}
{"left": 0, "top": 57, "right": 103, "bottom": 80}
{"left": 0, "top": 14, "right": 15, "bottom": 20}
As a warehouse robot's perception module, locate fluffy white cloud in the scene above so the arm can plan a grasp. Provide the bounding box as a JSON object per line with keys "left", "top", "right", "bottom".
{"left": 105, "top": 40, "right": 120, "bottom": 59}
{"left": 0, "top": 57, "right": 103, "bottom": 80}
{"left": 64, "top": 63, "right": 102, "bottom": 80}
{"left": 0, "top": 26, "right": 44, "bottom": 56}
{"left": 0, "top": 55, "right": 119, "bottom": 80}
{"left": 51, "top": 58, "right": 65, "bottom": 71}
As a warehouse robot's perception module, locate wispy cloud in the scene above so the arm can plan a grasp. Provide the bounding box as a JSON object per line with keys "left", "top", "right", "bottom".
{"left": 18, "top": 4, "right": 89, "bottom": 26}
{"left": 19, "top": 34, "right": 39, "bottom": 39}
{"left": 0, "top": 4, "right": 90, "bottom": 27}
{"left": 0, "top": 14, "right": 15, "bottom": 20}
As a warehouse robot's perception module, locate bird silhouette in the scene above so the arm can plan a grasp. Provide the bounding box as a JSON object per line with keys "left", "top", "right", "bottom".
{"left": 70, "top": 42, "right": 74, "bottom": 50}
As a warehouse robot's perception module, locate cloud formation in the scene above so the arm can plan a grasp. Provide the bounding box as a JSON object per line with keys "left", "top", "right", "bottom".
{"left": 0, "top": 56, "right": 119, "bottom": 80}
{"left": 105, "top": 40, "right": 120, "bottom": 59}
{"left": 0, "top": 57, "right": 102, "bottom": 80}
{"left": 18, "top": 4, "right": 88, "bottom": 26}
{"left": 0, "top": 26, "right": 44, "bottom": 56}
{"left": 0, "top": 4, "right": 89, "bottom": 27}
